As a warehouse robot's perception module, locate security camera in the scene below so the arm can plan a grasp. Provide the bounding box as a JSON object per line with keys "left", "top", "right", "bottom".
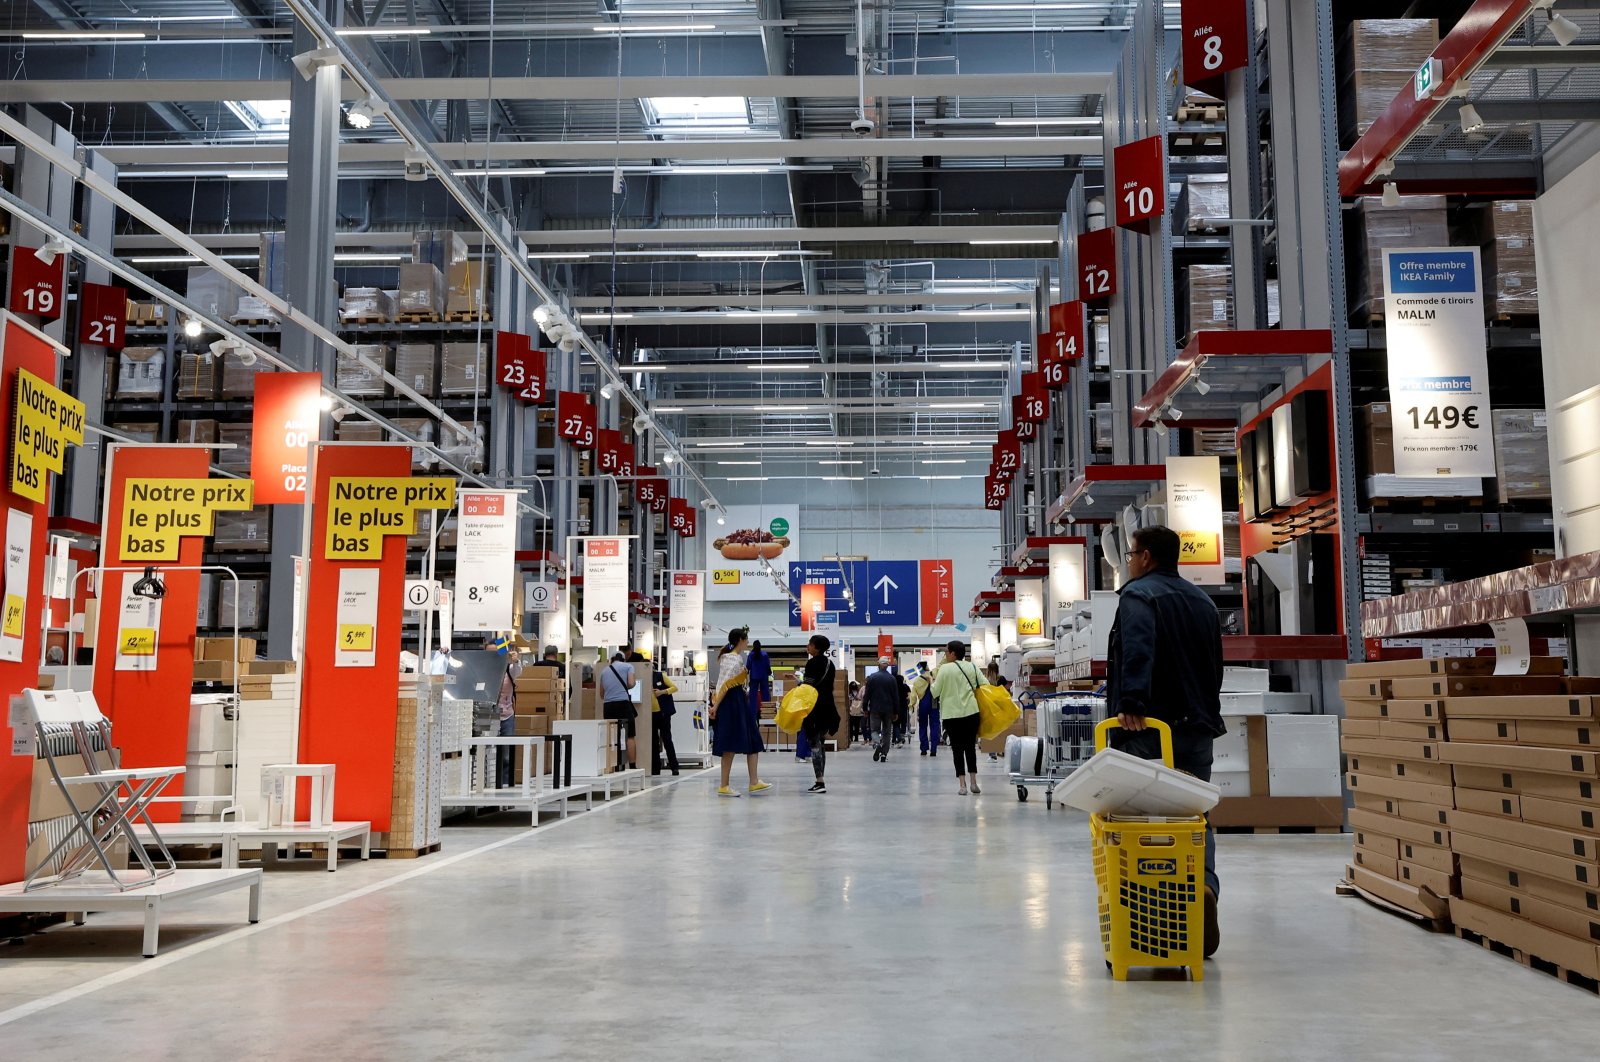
{"left": 850, "top": 117, "right": 876, "bottom": 137}
{"left": 403, "top": 154, "right": 429, "bottom": 182}
{"left": 869, "top": 467, "right": 882, "bottom": 476}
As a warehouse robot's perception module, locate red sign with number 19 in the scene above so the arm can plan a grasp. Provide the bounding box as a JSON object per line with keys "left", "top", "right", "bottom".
{"left": 9, "top": 249, "right": 65, "bottom": 321}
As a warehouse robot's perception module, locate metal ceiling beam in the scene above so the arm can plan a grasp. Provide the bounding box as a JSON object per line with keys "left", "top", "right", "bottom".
{"left": 0, "top": 73, "right": 1110, "bottom": 105}
{"left": 567, "top": 293, "right": 1035, "bottom": 307}
{"left": 580, "top": 310, "right": 1031, "bottom": 325}
{"left": 92, "top": 135, "right": 1100, "bottom": 166}
{"left": 625, "top": 361, "right": 1016, "bottom": 375}
{"left": 111, "top": 224, "right": 1060, "bottom": 250}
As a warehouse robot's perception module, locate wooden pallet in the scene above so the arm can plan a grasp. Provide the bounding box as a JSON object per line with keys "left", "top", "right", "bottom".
{"left": 374, "top": 842, "right": 442, "bottom": 860}
{"left": 1455, "top": 925, "right": 1600, "bottom": 995}
{"left": 1175, "top": 103, "right": 1224, "bottom": 123}
{"left": 1340, "top": 876, "right": 1452, "bottom": 932}
{"left": 1219, "top": 825, "right": 1343, "bottom": 835}
{"left": 1489, "top": 312, "right": 1540, "bottom": 328}
{"left": 396, "top": 311, "right": 441, "bottom": 324}
{"left": 127, "top": 314, "right": 167, "bottom": 327}
{"left": 340, "top": 315, "right": 394, "bottom": 326}
{"left": 444, "top": 310, "right": 491, "bottom": 323}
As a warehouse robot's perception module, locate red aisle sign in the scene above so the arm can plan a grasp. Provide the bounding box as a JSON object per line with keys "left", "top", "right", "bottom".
{"left": 495, "top": 331, "right": 549, "bottom": 403}
{"left": 800, "top": 584, "right": 827, "bottom": 632}
{"left": 1182, "top": 0, "right": 1250, "bottom": 96}
{"left": 919, "top": 559, "right": 954, "bottom": 625}
{"left": 669, "top": 497, "right": 693, "bottom": 537}
{"left": 9, "top": 249, "right": 65, "bottom": 320}
{"left": 251, "top": 371, "right": 322, "bottom": 504}
{"left": 1019, "top": 372, "right": 1048, "bottom": 423}
{"left": 1078, "top": 228, "right": 1117, "bottom": 301}
{"left": 635, "top": 464, "right": 658, "bottom": 506}
{"left": 556, "top": 391, "right": 596, "bottom": 450}
{"left": 984, "top": 475, "right": 1009, "bottom": 510}
{"left": 79, "top": 282, "right": 129, "bottom": 351}
{"left": 1012, "top": 397, "right": 1037, "bottom": 441}
{"left": 1040, "top": 339, "right": 1068, "bottom": 391}
{"left": 877, "top": 633, "right": 895, "bottom": 658}
{"left": 994, "top": 431, "right": 1021, "bottom": 478}
{"left": 680, "top": 506, "right": 697, "bottom": 539}
{"left": 597, "top": 428, "right": 623, "bottom": 474}
{"left": 1053, "top": 300, "right": 1087, "bottom": 360}
{"left": 615, "top": 440, "right": 635, "bottom": 478}
{"left": 650, "top": 480, "right": 670, "bottom": 514}
{"left": 1113, "top": 136, "right": 1166, "bottom": 231}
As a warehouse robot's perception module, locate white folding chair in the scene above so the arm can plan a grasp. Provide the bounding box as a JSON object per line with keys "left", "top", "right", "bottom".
{"left": 24, "top": 689, "right": 186, "bottom": 892}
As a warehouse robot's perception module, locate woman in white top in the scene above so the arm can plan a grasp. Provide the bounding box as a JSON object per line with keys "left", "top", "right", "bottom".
{"left": 710, "top": 627, "right": 770, "bottom": 797}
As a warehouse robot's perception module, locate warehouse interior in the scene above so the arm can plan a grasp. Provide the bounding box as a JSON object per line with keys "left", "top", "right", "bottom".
{"left": 3, "top": 0, "right": 1600, "bottom": 1054}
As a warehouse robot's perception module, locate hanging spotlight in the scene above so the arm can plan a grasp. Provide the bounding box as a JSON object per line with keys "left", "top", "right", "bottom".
{"left": 1153, "top": 421, "right": 1169, "bottom": 437}
{"left": 207, "top": 339, "right": 233, "bottom": 362}
{"left": 633, "top": 414, "right": 651, "bottom": 433}
{"left": 182, "top": 317, "right": 204, "bottom": 338}
{"left": 1192, "top": 378, "right": 1211, "bottom": 396}
{"left": 558, "top": 335, "right": 578, "bottom": 353}
{"left": 1169, "top": 408, "right": 1184, "bottom": 420}
{"left": 33, "top": 238, "right": 70, "bottom": 266}
{"left": 600, "top": 384, "right": 615, "bottom": 400}
{"left": 291, "top": 45, "right": 342, "bottom": 80}
{"left": 663, "top": 452, "right": 678, "bottom": 465}
{"left": 717, "top": 516, "right": 727, "bottom": 526}
{"left": 1550, "top": 10, "right": 1582, "bottom": 47}
{"left": 1458, "top": 103, "right": 1486, "bottom": 134}
{"left": 345, "top": 96, "right": 386, "bottom": 130}
{"left": 1082, "top": 493, "right": 1095, "bottom": 506}
{"left": 1380, "top": 182, "right": 1401, "bottom": 207}
{"left": 533, "top": 304, "right": 554, "bottom": 327}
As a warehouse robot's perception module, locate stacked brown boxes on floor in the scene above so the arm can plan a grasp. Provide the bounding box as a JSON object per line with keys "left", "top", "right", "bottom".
{"left": 512, "top": 664, "right": 566, "bottom": 777}
{"left": 385, "top": 674, "right": 442, "bottom": 854}
{"left": 1341, "top": 658, "right": 1463, "bottom": 921}
{"left": 1438, "top": 671, "right": 1600, "bottom": 981}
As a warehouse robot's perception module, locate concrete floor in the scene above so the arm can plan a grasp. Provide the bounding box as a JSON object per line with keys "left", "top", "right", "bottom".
{"left": 0, "top": 748, "right": 1592, "bottom": 1059}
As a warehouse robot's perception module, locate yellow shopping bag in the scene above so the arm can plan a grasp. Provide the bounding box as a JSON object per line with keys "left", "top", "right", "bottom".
{"left": 775, "top": 683, "right": 818, "bottom": 732}
{"left": 975, "top": 685, "right": 1021, "bottom": 741}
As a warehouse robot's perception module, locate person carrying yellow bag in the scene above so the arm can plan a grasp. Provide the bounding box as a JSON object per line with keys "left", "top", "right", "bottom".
{"left": 929, "top": 639, "right": 989, "bottom": 796}
{"left": 798, "top": 634, "right": 840, "bottom": 793}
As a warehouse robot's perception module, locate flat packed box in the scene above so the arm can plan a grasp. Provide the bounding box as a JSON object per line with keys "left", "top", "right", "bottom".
{"left": 1373, "top": 698, "right": 1445, "bottom": 722}
{"left": 1448, "top": 898, "right": 1600, "bottom": 980}
{"left": 222, "top": 349, "right": 274, "bottom": 398}
{"left": 1450, "top": 765, "right": 1600, "bottom": 805}
{"left": 1447, "top": 808, "right": 1600, "bottom": 861}
{"left": 1220, "top": 666, "right": 1269, "bottom": 693}
{"left": 1344, "top": 770, "right": 1453, "bottom": 806}
{"left": 1212, "top": 771, "right": 1251, "bottom": 798}
{"left": 1448, "top": 830, "right": 1595, "bottom": 888}
{"left": 1268, "top": 767, "right": 1342, "bottom": 798}
{"left": 173, "top": 352, "right": 214, "bottom": 399}
{"left": 1344, "top": 754, "right": 1451, "bottom": 785}
{"left": 1213, "top": 721, "right": 1250, "bottom": 771}
{"left": 1352, "top": 846, "right": 1398, "bottom": 879}
{"left": 397, "top": 263, "right": 445, "bottom": 317}
{"left": 393, "top": 343, "right": 437, "bottom": 395}
{"left": 1207, "top": 795, "right": 1342, "bottom": 829}
{"left": 440, "top": 342, "right": 487, "bottom": 394}
{"left": 1340, "top": 735, "right": 1444, "bottom": 762}
{"left": 1493, "top": 409, "right": 1552, "bottom": 503}
{"left": 447, "top": 261, "right": 488, "bottom": 317}
{"left": 1218, "top": 692, "right": 1311, "bottom": 716}
{"left": 1352, "top": 828, "right": 1399, "bottom": 860}
{"left": 1440, "top": 694, "right": 1593, "bottom": 721}
{"left": 1388, "top": 675, "right": 1567, "bottom": 700}
{"left": 1349, "top": 865, "right": 1449, "bottom": 921}
{"left": 1340, "top": 677, "right": 1392, "bottom": 701}
{"left": 1397, "top": 860, "right": 1454, "bottom": 897}
{"left": 1346, "top": 656, "right": 1565, "bottom": 679}
{"left": 1457, "top": 877, "right": 1599, "bottom": 944}
{"left": 1472, "top": 200, "right": 1539, "bottom": 319}
{"left": 1440, "top": 741, "right": 1600, "bottom": 777}
{"left": 118, "top": 347, "right": 166, "bottom": 397}
{"left": 1520, "top": 794, "right": 1600, "bottom": 833}
{"left": 1453, "top": 788, "right": 1520, "bottom": 819}
{"left": 188, "top": 700, "right": 234, "bottom": 753}
{"left": 1266, "top": 715, "right": 1339, "bottom": 769}
{"left": 339, "top": 345, "right": 390, "bottom": 397}
{"left": 1456, "top": 855, "right": 1600, "bottom": 914}
{"left": 198, "top": 636, "right": 257, "bottom": 661}
{"left": 1348, "top": 807, "right": 1449, "bottom": 849}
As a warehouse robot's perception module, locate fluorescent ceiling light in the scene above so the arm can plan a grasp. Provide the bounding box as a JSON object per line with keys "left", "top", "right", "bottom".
{"left": 595, "top": 23, "right": 717, "bottom": 32}
{"left": 225, "top": 171, "right": 289, "bottom": 180}
{"left": 753, "top": 405, "right": 812, "bottom": 412}
{"left": 669, "top": 167, "right": 777, "bottom": 176}
{"left": 822, "top": 476, "right": 865, "bottom": 482}
{"left": 696, "top": 249, "right": 799, "bottom": 258}
{"left": 726, "top": 476, "right": 770, "bottom": 482}
{"left": 956, "top": 309, "right": 1025, "bottom": 317}
{"left": 129, "top": 254, "right": 254, "bottom": 264}
{"left": 816, "top": 460, "right": 864, "bottom": 466}
{"left": 992, "top": 117, "right": 1101, "bottom": 127}
{"left": 969, "top": 238, "right": 1056, "bottom": 245}
{"left": 529, "top": 252, "right": 592, "bottom": 260}
{"left": 337, "top": 26, "right": 432, "bottom": 36}
{"left": 921, "top": 439, "right": 971, "bottom": 446}
{"left": 655, "top": 406, "right": 686, "bottom": 413}
{"left": 578, "top": 312, "right": 635, "bottom": 320}
{"left": 927, "top": 402, "right": 992, "bottom": 410}
{"left": 20, "top": 30, "right": 146, "bottom": 39}
{"left": 716, "top": 461, "right": 764, "bottom": 466}
{"left": 453, "top": 167, "right": 548, "bottom": 178}
{"left": 922, "top": 459, "right": 968, "bottom": 465}
{"left": 806, "top": 441, "right": 852, "bottom": 446}
{"left": 333, "top": 252, "right": 407, "bottom": 262}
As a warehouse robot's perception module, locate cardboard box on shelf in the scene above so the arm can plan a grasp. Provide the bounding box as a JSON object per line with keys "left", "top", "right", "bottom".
{"left": 172, "top": 351, "right": 215, "bottom": 399}
{"left": 187, "top": 266, "right": 242, "bottom": 321}
{"left": 1448, "top": 765, "right": 1600, "bottom": 805}
{"left": 1516, "top": 720, "right": 1600, "bottom": 748}
{"left": 1399, "top": 838, "right": 1457, "bottom": 876}
{"left": 412, "top": 229, "right": 468, "bottom": 270}
{"left": 1452, "top": 787, "right": 1520, "bottom": 819}
{"left": 1344, "top": 771, "right": 1454, "bottom": 806}
{"left": 1182, "top": 263, "right": 1232, "bottom": 335}
{"left": 175, "top": 418, "right": 219, "bottom": 445}
{"left": 1457, "top": 877, "right": 1600, "bottom": 944}
{"left": 1268, "top": 767, "right": 1342, "bottom": 798}
{"left": 1440, "top": 741, "right": 1600, "bottom": 777}
{"left": 440, "top": 342, "right": 487, "bottom": 394}
{"left": 1356, "top": 403, "right": 1396, "bottom": 477}
{"left": 447, "top": 261, "right": 488, "bottom": 317}
{"left": 1441, "top": 695, "right": 1593, "bottom": 721}
{"left": 339, "top": 286, "right": 397, "bottom": 323}
{"left": 197, "top": 636, "right": 258, "bottom": 661}
{"left": 1339, "top": 716, "right": 1384, "bottom": 737}
{"left": 1390, "top": 675, "right": 1567, "bottom": 700}
{"left": 1338, "top": 19, "right": 1441, "bottom": 140}
{"left": 1348, "top": 807, "right": 1449, "bottom": 849}
{"left": 1448, "top": 830, "right": 1594, "bottom": 888}
{"left": 1447, "top": 897, "right": 1600, "bottom": 980}
{"left": 393, "top": 343, "right": 437, "bottom": 396}
{"left": 1340, "top": 735, "right": 1445, "bottom": 762}
{"left": 1346, "top": 656, "right": 1565, "bottom": 679}
{"left": 1518, "top": 794, "right": 1599, "bottom": 833}
{"left": 1345, "top": 754, "right": 1452, "bottom": 785}
{"left": 1397, "top": 860, "right": 1455, "bottom": 897}
{"left": 212, "top": 507, "right": 271, "bottom": 552}
{"left": 1209, "top": 795, "right": 1343, "bottom": 829}
{"left": 1472, "top": 200, "right": 1540, "bottom": 319}
{"left": 221, "top": 349, "right": 275, "bottom": 398}
{"left": 1347, "top": 195, "right": 1448, "bottom": 317}
{"left": 1492, "top": 409, "right": 1552, "bottom": 503}
{"left": 397, "top": 263, "right": 445, "bottom": 317}
{"left": 1374, "top": 698, "right": 1446, "bottom": 722}
{"left": 1352, "top": 828, "right": 1399, "bottom": 860}
{"left": 1447, "top": 808, "right": 1600, "bottom": 861}
{"left": 1352, "top": 847, "right": 1399, "bottom": 879}
{"left": 1379, "top": 719, "right": 1445, "bottom": 742}
{"left": 338, "top": 345, "right": 390, "bottom": 397}
{"left": 1339, "top": 677, "right": 1392, "bottom": 701}
{"left": 1457, "top": 855, "right": 1600, "bottom": 915}
{"left": 117, "top": 346, "right": 166, "bottom": 397}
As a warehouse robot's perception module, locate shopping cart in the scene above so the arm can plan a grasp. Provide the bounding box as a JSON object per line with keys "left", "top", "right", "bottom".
{"left": 1008, "top": 691, "right": 1104, "bottom": 808}
{"left": 1088, "top": 718, "right": 1207, "bottom": 982}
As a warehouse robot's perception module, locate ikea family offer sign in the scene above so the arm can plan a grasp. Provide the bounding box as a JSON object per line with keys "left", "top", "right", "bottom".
{"left": 325, "top": 477, "right": 457, "bottom": 560}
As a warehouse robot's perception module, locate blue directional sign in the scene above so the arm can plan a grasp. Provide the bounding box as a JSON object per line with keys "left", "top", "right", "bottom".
{"left": 788, "top": 559, "right": 926, "bottom": 627}
{"left": 865, "top": 560, "right": 920, "bottom": 626}
{"left": 788, "top": 560, "right": 871, "bottom": 627}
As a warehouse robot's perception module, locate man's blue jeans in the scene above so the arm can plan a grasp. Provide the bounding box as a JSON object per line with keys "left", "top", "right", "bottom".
{"left": 1111, "top": 721, "right": 1219, "bottom": 896}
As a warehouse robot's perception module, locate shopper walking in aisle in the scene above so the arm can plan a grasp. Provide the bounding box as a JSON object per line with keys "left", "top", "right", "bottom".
{"left": 534, "top": 644, "right": 563, "bottom": 671}
{"left": 863, "top": 659, "right": 901, "bottom": 762}
{"left": 650, "top": 664, "right": 681, "bottom": 777}
{"left": 930, "top": 641, "right": 987, "bottom": 795}
{"left": 599, "top": 649, "right": 640, "bottom": 770}
{"left": 711, "top": 628, "right": 770, "bottom": 797}
{"left": 799, "top": 634, "right": 840, "bottom": 793}
{"left": 747, "top": 640, "right": 773, "bottom": 711}
{"left": 846, "top": 681, "right": 865, "bottom": 742}
{"left": 892, "top": 666, "right": 911, "bottom": 747}
{"left": 1107, "top": 524, "right": 1225, "bottom": 958}
{"left": 912, "top": 663, "right": 941, "bottom": 756}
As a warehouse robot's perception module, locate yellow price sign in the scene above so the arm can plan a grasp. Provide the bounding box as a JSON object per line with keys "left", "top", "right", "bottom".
{"left": 338, "top": 623, "right": 375, "bottom": 652}
{"left": 2, "top": 593, "right": 23, "bottom": 638}
{"left": 712, "top": 569, "right": 742, "bottom": 585}
{"left": 119, "top": 627, "right": 157, "bottom": 656}
{"left": 1178, "top": 531, "right": 1220, "bottom": 565}
{"left": 1017, "top": 617, "right": 1043, "bottom": 637}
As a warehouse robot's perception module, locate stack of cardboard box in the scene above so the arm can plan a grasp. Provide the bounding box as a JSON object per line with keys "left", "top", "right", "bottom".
{"left": 1437, "top": 673, "right": 1600, "bottom": 980}
{"left": 185, "top": 694, "right": 235, "bottom": 819}
{"left": 384, "top": 674, "right": 442, "bottom": 853}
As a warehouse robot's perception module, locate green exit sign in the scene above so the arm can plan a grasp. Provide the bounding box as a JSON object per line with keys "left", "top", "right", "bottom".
{"left": 1414, "top": 57, "right": 1443, "bottom": 100}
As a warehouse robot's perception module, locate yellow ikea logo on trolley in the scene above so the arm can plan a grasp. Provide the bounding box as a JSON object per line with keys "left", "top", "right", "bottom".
{"left": 712, "top": 569, "right": 741, "bottom": 585}
{"left": 1137, "top": 858, "right": 1178, "bottom": 876}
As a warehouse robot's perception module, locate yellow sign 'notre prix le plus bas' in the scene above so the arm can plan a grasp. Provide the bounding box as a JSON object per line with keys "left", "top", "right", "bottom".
{"left": 121, "top": 479, "right": 256, "bottom": 561}
{"left": 326, "top": 476, "right": 456, "bottom": 560}
{"left": 11, "top": 369, "right": 86, "bottom": 504}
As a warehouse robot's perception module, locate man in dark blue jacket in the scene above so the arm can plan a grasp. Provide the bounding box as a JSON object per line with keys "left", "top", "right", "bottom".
{"left": 1107, "top": 524, "right": 1225, "bottom": 958}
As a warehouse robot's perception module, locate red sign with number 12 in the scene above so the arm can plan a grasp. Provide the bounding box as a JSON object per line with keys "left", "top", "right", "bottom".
{"left": 1078, "top": 228, "right": 1117, "bottom": 302}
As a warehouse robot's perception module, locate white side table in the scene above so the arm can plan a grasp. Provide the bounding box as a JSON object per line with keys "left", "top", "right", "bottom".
{"left": 260, "top": 763, "right": 337, "bottom": 828}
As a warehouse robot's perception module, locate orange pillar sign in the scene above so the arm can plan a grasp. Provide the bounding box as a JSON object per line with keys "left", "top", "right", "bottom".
{"left": 800, "top": 583, "right": 826, "bottom": 631}
{"left": 0, "top": 318, "right": 64, "bottom": 884}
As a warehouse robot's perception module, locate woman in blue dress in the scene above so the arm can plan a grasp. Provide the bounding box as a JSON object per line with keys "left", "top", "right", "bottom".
{"left": 711, "top": 627, "right": 770, "bottom": 797}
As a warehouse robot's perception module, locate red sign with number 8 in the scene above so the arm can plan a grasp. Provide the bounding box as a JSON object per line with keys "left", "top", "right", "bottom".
{"left": 1181, "top": 0, "right": 1249, "bottom": 96}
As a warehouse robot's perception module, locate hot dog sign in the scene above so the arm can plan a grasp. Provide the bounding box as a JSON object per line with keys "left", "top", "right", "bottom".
{"left": 706, "top": 505, "right": 801, "bottom": 601}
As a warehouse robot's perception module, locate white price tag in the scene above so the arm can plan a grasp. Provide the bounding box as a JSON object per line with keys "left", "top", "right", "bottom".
{"left": 1489, "top": 617, "right": 1532, "bottom": 676}
{"left": 1528, "top": 584, "right": 1569, "bottom": 615}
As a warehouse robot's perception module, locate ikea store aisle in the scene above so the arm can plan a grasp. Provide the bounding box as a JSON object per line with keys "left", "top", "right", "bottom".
{"left": 0, "top": 752, "right": 1591, "bottom": 1060}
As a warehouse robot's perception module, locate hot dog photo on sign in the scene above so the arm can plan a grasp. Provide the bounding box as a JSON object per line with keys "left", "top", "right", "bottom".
{"left": 706, "top": 505, "right": 801, "bottom": 601}
{"left": 712, "top": 526, "right": 791, "bottom": 561}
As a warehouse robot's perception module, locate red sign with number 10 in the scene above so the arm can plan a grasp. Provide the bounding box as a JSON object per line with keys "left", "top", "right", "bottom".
{"left": 1113, "top": 136, "right": 1166, "bottom": 231}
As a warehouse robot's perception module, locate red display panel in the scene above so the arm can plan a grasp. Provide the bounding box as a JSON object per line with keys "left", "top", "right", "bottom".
{"left": 635, "top": 465, "right": 659, "bottom": 506}
{"left": 79, "top": 282, "right": 129, "bottom": 351}
{"left": 556, "top": 391, "right": 596, "bottom": 450}
{"left": 984, "top": 475, "right": 1011, "bottom": 510}
{"left": 597, "top": 428, "right": 624, "bottom": 475}
{"left": 9, "top": 249, "right": 65, "bottom": 320}
{"left": 1018, "top": 372, "right": 1048, "bottom": 423}
{"left": 669, "top": 497, "right": 693, "bottom": 537}
{"left": 1181, "top": 0, "right": 1250, "bottom": 96}
{"left": 251, "top": 372, "right": 322, "bottom": 504}
{"left": 1078, "top": 228, "right": 1117, "bottom": 302}
{"left": 919, "top": 559, "right": 954, "bottom": 625}
{"left": 1012, "top": 399, "right": 1038, "bottom": 441}
{"left": 495, "top": 331, "right": 549, "bottom": 403}
{"left": 650, "top": 480, "right": 669, "bottom": 515}
{"left": 1113, "top": 136, "right": 1166, "bottom": 231}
